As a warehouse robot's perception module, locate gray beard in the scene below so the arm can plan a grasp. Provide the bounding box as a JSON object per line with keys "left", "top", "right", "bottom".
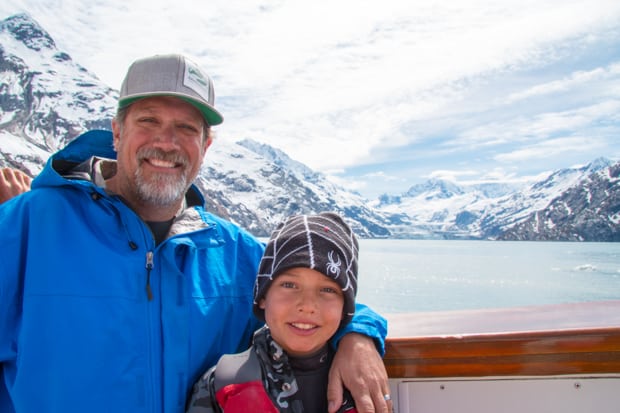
{"left": 131, "top": 145, "right": 191, "bottom": 207}
{"left": 134, "top": 168, "right": 189, "bottom": 207}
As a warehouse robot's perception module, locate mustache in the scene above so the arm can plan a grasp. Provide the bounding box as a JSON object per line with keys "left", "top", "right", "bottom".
{"left": 136, "top": 147, "right": 189, "bottom": 167}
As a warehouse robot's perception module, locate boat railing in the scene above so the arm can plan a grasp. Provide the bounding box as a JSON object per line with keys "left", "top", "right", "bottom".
{"left": 383, "top": 301, "right": 620, "bottom": 412}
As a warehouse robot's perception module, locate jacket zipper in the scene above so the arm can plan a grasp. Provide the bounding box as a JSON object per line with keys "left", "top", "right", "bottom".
{"left": 145, "top": 251, "right": 154, "bottom": 301}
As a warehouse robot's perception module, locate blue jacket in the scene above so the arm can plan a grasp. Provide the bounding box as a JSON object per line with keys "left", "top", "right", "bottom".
{"left": 0, "top": 130, "right": 387, "bottom": 413}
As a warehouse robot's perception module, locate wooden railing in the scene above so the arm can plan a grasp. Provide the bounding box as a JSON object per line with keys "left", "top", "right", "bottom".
{"left": 383, "top": 301, "right": 620, "bottom": 378}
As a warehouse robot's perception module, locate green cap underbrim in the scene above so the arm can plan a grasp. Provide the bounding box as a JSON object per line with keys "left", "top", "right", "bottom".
{"left": 118, "top": 94, "right": 223, "bottom": 126}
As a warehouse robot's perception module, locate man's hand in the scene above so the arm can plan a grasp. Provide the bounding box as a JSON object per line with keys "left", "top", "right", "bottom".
{"left": 0, "top": 167, "right": 31, "bottom": 204}
{"left": 328, "top": 333, "right": 392, "bottom": 413}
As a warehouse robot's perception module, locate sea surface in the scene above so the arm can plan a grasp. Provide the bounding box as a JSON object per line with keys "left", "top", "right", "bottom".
{"left": 355, "top": 239, "right": 620, "bottom": 314}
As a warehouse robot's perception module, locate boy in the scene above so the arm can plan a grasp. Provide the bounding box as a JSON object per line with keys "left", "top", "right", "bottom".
{"left": 187, "top": 212, "right": 364, "bottom": 413}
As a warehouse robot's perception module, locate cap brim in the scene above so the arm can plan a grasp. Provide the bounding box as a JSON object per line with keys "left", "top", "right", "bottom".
{"left": 119, "top": 93, "right": 224, "bottom": 126}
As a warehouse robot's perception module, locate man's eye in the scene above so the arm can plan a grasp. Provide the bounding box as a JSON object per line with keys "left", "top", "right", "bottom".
{"left": 179, "top": 124, "right": 199, "bottom": 132}
{"left": 281, "top": 281, "right": 296, "bottom": 289}
{"left": 321, "top": 287, "right": 338, "bottom": 294}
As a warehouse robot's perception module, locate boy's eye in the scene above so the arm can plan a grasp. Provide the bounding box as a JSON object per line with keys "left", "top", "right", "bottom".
{"left": 321, "top": 287, "right": 339, "bottom": 294}
{"left": 281, "top": 281, "right": 296, "bottom": 289}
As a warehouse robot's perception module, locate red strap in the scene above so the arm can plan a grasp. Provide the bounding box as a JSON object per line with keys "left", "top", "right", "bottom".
{"left": 216, "top": 380, "right": 279, "bottom": 413}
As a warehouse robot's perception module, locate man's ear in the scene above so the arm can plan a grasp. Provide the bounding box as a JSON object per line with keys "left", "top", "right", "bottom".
{"left": 201, "top": 135, "right": 213, "bottom": 161}
{"left": 259, "top": 298, "right": 266, "bottom": 310}
{"left": 111, "top": 119, "right": 121, "bottom": 152}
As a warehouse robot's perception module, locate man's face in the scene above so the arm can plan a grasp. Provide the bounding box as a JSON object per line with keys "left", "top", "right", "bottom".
{"left": 111, "top": 96, "right": 211, "bottom": 207}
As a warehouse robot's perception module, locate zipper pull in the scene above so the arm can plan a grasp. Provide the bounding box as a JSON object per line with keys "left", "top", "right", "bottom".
{"left": 145, "top": 251, "right": 154, "bottom": 301}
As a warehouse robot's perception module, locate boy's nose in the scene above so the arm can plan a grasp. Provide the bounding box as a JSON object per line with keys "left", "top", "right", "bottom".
{"left": 297, "top": 293, "right": 317, "bottom": 313}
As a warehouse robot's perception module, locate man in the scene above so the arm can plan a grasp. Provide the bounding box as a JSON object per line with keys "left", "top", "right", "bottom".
{"left": 0, "top": 54, "right": 390, "bottom": 413}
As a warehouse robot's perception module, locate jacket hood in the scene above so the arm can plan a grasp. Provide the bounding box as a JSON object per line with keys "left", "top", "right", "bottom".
{"left": 32, "top": 130, "right": 116, "bottom": 192}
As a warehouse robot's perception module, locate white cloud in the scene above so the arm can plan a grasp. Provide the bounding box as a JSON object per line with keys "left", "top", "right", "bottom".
{"left": 2, "top": 0, "right": 620, "bottom": 198}
{"left": 454, "top": 99, "right": 620, "bottom": 151}
{"left": 506, "top": 62, "right": 620, "bottom": 103}
{"left": 363, "top": 171, "right": 401, "bottom": 181}
{"left": 495, "top": 136, "right": 606, "bottom": 162}
{"left": 427, "top": 170, "right": 478, "bottom": 182}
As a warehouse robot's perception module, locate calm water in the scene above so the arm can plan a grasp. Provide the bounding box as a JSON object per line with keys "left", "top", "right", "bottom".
{"left": 356, "top": 239, "right": 620, "bottom": 314}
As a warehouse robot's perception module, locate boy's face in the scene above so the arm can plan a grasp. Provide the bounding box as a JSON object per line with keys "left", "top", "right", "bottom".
{"left": 259, "top": 267, "right": 344, "bottom": 357}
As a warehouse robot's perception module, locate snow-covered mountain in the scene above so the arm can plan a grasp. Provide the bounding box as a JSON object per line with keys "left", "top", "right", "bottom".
{"left": 1, "top": 13, "right": 618, "bottom": 240}
{"left": 0, "top": 13, "right": 117, "bottom": 174}
{"left": 371, "top": 158, "right": 619, "bottom": 240}
{"left": 497, "top": 162, "right": 620, "bottom": 241}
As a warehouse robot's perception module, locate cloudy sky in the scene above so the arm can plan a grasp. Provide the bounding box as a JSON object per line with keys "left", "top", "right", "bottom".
{"left": 2, "top": 0, "right": 620, "bottom": 198}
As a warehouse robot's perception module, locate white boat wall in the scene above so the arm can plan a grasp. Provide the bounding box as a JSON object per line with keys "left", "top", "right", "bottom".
{"left": 384, "top": 301, "right": 620, "bottom": 412}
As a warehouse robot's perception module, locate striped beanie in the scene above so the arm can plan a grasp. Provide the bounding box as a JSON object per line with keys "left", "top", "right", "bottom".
{"left": 253, "top": 212, "right": 359, "bottom": 327}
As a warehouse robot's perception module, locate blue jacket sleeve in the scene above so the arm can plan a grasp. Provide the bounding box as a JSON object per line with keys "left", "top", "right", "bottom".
{"left": 331, "top": 302, "right": 387, "bottom": 356}
{"left": 0, "top": 198, "right": 26, "bottom": 413}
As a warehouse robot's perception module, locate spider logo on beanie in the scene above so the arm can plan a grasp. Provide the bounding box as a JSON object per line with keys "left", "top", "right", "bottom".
{"left": 253, "top": 212, "right": 359, "bottom": 327}
{"left": 326, "top": 251, "right": 342, "bottom": 277}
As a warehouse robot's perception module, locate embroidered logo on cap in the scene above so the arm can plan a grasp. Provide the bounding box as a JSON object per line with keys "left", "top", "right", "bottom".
{"left": 183, "top": 60, "right": 211, "bottom": 100}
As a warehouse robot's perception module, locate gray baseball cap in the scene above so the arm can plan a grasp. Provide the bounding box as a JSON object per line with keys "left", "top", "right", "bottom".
{"left": 118, "top": 54, "right": 223, "bottom": 126}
